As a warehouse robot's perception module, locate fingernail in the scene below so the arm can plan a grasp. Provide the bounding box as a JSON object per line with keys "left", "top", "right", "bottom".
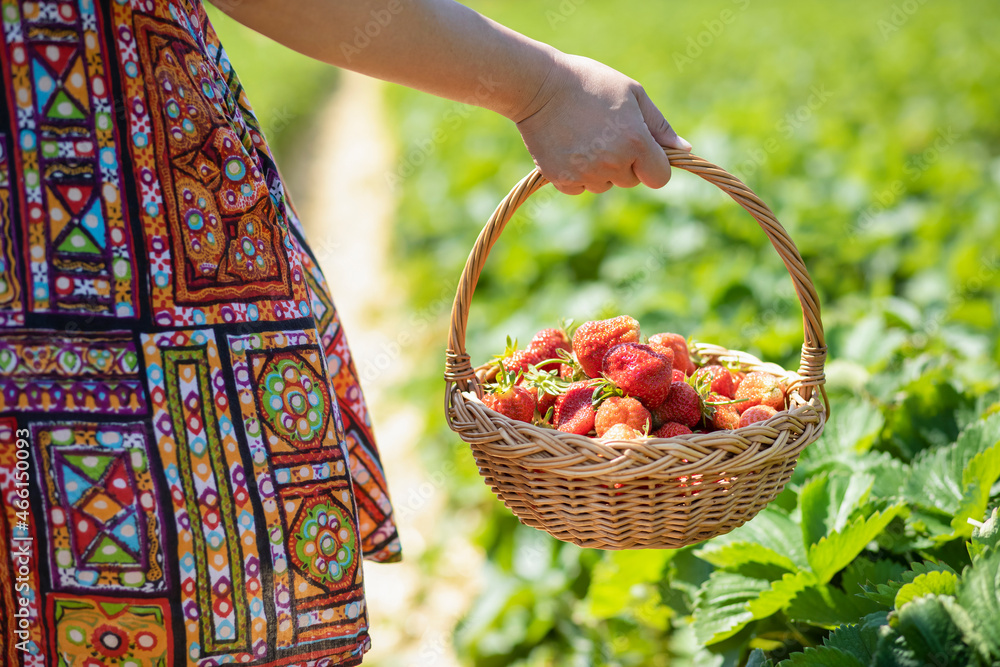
{"left": 677, "top": 136, "right": 693, "bottom": 151}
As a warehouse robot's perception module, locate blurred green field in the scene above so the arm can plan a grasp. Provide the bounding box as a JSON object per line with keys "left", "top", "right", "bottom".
{"left": 384, "top": 1, "right": 1000, "bottom": 665}
{"left": 210, "top": 0, "right": 1000, "bottom": 665}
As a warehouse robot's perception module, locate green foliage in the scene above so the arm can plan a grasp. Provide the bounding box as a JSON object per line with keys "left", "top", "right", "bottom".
{"left": 376, "top": 0, "right": 1000, "bottom": 664}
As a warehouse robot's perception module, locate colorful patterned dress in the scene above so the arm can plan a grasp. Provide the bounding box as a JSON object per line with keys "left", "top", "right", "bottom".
{"left": 0, "top": 0, "right": 401, "bottom": 664}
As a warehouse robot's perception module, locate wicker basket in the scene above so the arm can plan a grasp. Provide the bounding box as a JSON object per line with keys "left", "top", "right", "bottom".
{"left": 444, "top": 149, "right": 829, "bottom": 550}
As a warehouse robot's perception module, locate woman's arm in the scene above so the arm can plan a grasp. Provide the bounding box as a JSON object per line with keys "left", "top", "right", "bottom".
{"left": 208, "top": 0, "right": 690, "bottom": 194}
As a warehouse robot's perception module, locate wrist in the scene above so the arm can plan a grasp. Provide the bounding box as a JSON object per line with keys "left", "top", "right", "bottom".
{"left": 496, "top": 42, "right": 563, "bottom": 123}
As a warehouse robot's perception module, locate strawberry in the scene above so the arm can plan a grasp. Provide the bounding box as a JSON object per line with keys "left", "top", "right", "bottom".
{"left": 648, "top": 332, "right": 693, "bottom": 376}
{"left": 732, "top": 371, "right": 747, "bottom": 394}
{"left": 527, "top": 387, "right": 558, "bottom": 419}
{"left": 602, "top": 343, "right": 673, "bottom": 409}
{"left": 527, "top": 328, "right": 572, "bottom": 371}
{"left": 653, "top": 381, "right": 702, "bottom": 428}
{"left": 734, "top": 371, "right": 785, "bottom": 414}
{"left": 601, "top": 423, "right": 644, "bottom": 440}
{"left": 492, "top": 336, "right": 538, "bottom": 378}
{"left": 706, "top": 392, "right": 741, "bottom": 430}
{"left": 594, "top": 396, "right": 651, "bottom": 437}
{"left": 692, "top": 364, "right": 737, "bottom": 399}
{"left": 652, "top": 422, "right": 693, "bottom": 438}
{"left": 672, "top": 368, "right": 686, "bottom": 382}
{"left": 554, "top": 381, "right": 599, "bottom": 435}
{"left": 738, "top": 405, "right": 778, "bottom": 428}
{"left": 482, "top": 364, "right": 535, "bottom": 423}
{"left": 572, "top": 316, "right": 640, "bottom": 378}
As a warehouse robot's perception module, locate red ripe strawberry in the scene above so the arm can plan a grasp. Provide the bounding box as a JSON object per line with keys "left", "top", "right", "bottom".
{"left": 601, "top": 423, "right": 644, "bottom": 440}
{"left": 602, "top": 343, "right": 673, "bottom": 409}
{"left": 653, "top": 381, "right": 702, "bottom": 428}
{"left": 554, "top": 381, "right": 599, "bottom": 435}
{"left": 672, "top": 368, "right": 686, "bottom": 382}
{"left": 734, "top": 371, "right": 785, "bottom": 414}
{"left": 649, "top": 333, "right": 693, "bottom": 376}
{"left": 732, "top": 371, "right": 747, "bottom": 394}
{"left": 652, "top": 422, "right": 693, "bottom": 438}
{"left": 693, "top": 364, "right": 737, "bottom": 399}
{"left": 739, "top": 405, "right": 778, "bottom": 428}
{"left": 512, "top": 349, "right": 541, "bottom": 376}
{"left": 706, "top": 392, "right": 740, "bottom": 430}
{"left": 483, "top": 384, "right": 535, "bottom": 423}
{"left": 527, "top": 328, "right": 571, "bottom": 371}
{"left": 572, "top": 316, "right": 640, "bottom": 378}
{"left": 594, "top": 396, "right": 651, "bottom": 437}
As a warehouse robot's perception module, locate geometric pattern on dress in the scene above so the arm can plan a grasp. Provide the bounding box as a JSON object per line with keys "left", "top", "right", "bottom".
{"left": 47, "top": 594, "right": 172, "bottom": 667}
{"left": 141, "top": 328, "right": 266, "bottom": 663}
{"left": 0, "top": 330, "right": 147, "bottom": 415}
{"left": 111, "top": 5, "right": 312, "bottom": 327}
{"left": 0, "top": 416, "right": 46, "bottom": 664}
{"left": 0, "top": 136, "right": 23, "bottom": 326}
{"left": 298, "top": 239, "right": 402, "bottom": 563}
{"left": 0, "top": 0, "right": 138, "bottom": 318}
{"left": 227, "top": 328, "right": 370, "bottom": 655}
{"left": 32, "top": 421, "right": 168, "bottom": 593}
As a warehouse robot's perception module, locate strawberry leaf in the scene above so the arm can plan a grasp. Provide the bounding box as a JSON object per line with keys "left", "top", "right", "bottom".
{"left": 692, "top": 571, "right": 771, "bottom": 645}
{"left": 893, "top": 570, "right": 958, "bottom": 608}
{"left": 860, "top": 561, "right": 957, "bottom": 607}
{"left": 695, "top": 507, "right": 809, "bottom": 572}
{"left": 950, "top": 434, "right": 1000, "bottom": 538}
{"left": 840, "top": 559, "right": 907, "bottom": 604}
{"left": 793, "top": 398, "right": 886, "bottom": 484}
{"left": 956, "top": 547, "right": 1000, "bottom": 657}
{"left": 807, "top": 504, "right": 904, "bottom": 584}
{"left": 798, "top": 471, "right": 875, "bottom": 548}
{"left": 746, "top": 570, "right": 816, "bottom": 620}
{"left": 823, "top": 613, "right": 888, "bottom": 664}
{"left": 747, "top": 648, "right": 775, "bottom": 667}
{"left": 777, "top": 646, "right": 866, "bottom": 667}
{"left": 785, "top": 584, "right": 882, "bottom": 628}
{"left": 891, "top": 595, "right": 992, "bottom": 667}
{"left": 696, "top": 541, "right": 800, "bottom": 576}
{"left": 902, "top": 414, "right": 1000, "bottom": 518}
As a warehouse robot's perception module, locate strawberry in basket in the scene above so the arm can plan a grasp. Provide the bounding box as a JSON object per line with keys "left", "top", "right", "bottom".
{"left": 572, "top": 316, "right": 640, "bottom": 378}
{"left": 482, "top": 362, "right": 534, "bottom": 423}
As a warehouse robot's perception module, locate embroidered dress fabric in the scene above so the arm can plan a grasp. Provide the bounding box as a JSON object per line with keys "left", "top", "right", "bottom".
{"left": 0, "top": 0, "right": 401, "bottom": 664}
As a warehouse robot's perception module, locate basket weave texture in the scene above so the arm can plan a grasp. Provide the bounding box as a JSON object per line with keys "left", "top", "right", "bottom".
{"left": 444, "top": 149, "right": 828, "bottom": 550}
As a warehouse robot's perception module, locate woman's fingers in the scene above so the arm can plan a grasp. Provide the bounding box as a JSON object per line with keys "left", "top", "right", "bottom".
{"left": 634, "top": 85, "right": 691, "bottom": 152}
{"left": 515, "top": 54, "right": 690, "bottom": 195}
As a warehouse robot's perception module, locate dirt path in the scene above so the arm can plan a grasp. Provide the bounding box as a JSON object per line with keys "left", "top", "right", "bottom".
{"left": 298, "top": 71, "right": 478, "bottom": 667}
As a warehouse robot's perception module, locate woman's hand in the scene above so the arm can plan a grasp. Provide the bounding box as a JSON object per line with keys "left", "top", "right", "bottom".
{"left": 513, "top": 53, "right": 691, "bottom": 195}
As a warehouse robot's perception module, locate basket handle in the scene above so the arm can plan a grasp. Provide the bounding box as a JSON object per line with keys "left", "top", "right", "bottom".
{"left": 444, "top": 148, "right": 828, "bottom": 409}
